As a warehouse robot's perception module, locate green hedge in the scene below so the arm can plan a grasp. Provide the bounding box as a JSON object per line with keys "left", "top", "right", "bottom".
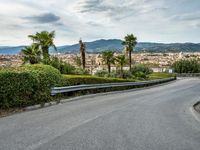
{"left": 62, "top": 75, "right": 135, "bottom": 86}
{"left": 148, "top": 73, "right": 175, "bottom": 80}
{"left": 0, "top": 64, "right": 62, "bottom": 109}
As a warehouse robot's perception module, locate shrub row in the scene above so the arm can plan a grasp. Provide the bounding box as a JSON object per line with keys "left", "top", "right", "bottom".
{"left": 148, "top": 72, "right": 175, "bottom": 80}
{"left": 0, "top": 64, "right": 62, "bottom": 109}
{"left": 62, "top": 75, "right": 135, "bottom": 86}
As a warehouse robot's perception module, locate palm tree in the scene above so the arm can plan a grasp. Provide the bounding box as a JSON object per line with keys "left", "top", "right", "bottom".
{"left": 115, "top": 54, "right": 127, "bottom": 77}
{"left": 28, "top": 31, "right": 56, "bottom": 59}
{"left": 122, "top": 34, "right": 137, "bottom": 71}
{"left": 79, "top": 39, "right": 86, "bottom": 69}
{"left": 21, "top": 44, "right": 41, "bottom": 64}
{"left": 102, "top": 50, "right": 115, "bottom": 74}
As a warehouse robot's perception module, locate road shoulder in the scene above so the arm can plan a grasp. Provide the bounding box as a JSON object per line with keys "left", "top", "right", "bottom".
{"left": 191, "top": 101, "right": 200, "bottom": 122}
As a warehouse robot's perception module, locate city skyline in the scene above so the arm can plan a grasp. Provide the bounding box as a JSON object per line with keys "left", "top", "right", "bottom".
{"left": 0, "top": 0, "right": 200, "bottom": 46}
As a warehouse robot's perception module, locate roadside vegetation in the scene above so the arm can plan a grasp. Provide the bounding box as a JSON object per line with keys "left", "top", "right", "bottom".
{"left": 0, "top": 31, "right": 174, "bottom": 112}
{"left": 172, "top": 59, "right": 200, "bottom": 73}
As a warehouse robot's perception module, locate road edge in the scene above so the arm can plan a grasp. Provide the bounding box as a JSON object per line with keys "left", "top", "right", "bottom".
{"left": 24, "top": 79, "right": 177, "bottom": 111}
{"left": 190, "top": 101, "right": 200, "bottom": 122}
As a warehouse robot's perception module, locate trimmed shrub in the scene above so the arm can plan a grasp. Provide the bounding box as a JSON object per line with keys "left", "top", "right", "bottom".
{"left": 62, "top": 75, "right": 135, "bottom": 86}
{"left": 0, "top": 64, "right": 63, "bottom": 109}
{"left": 0, "top": 71, "right": 38, "bottom": 108}
{"left": 148, "top": 72, "right": 175, "bottom": 80}
{"left": 95, "top": 70, "right": 133, "bottom": 79}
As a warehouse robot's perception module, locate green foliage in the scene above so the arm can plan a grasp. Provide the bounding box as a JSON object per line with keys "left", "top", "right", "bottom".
{"left": 131, "top": 64, "right": 153, "bottom": 75}
{"left": 21, "top": 44, "right": 41, "bottom": 64}
{"left": 94, "top": 70, "right": 108, "bottom": 77}
{"left": 0, "top": 64, "right": 62, "bottom": 109}
{"left": 148, "top": 73, "right": 175, "bottom": 80}
{"left": 115, "top": 54, "right": 127, "bottom": 77}
{"left": 172, "top": 59, "right": 200, "bottom": 73}
{"left": 62, "top": 75, "right": 135, "bottom": 86}
{"left": 122, "top": 34, "right": 137, "bottom": 71}
{"left": 28, "top": 31, "right": 56, "bottom": 59}
{"left": 43, "top": 57, "right": 76, "bottom": 74}
{"left": 122, "top": 34, "right": 137, "bottom": 51}
{"left": 74, "top": 68, "right": 89, "bottom": 75}
{"left": 130, "top": 64, "right": 153, "bottom": 80}
{"left": 95, "top": 70, "right": 133, "bottom": 79}
{"left": 73, "top": 55, "right": 82, "bottom": 67}
{"left": 102, "top": 50, "right": 115, "bottom": 73}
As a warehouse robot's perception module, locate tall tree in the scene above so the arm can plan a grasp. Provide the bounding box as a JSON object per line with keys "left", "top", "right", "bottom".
{"left": 102, "top": 50, "right": 115, "bottom": 74}
{"left": 79, "top": 39, "right": 86, "bottom": 69}
{"left": 28, "top": 31, "right": 56, "bottom": 59}
{"left": 21, "top": 44, "right": 41, "bottom": 64}
{"left": 115, "top": 54, "right": 127, "bottom": 77}
{"left": 122, "top": 34, "right": 137, "bottom": 71}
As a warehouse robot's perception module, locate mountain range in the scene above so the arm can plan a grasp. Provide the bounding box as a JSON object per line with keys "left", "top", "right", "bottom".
{"left": 0, "top": 39, "right": 200, "bottom": 55}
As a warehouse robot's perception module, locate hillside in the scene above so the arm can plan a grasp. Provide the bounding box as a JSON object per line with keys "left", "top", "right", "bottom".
{"left": 1, "top": 39, "right": 200, "bottom": 54}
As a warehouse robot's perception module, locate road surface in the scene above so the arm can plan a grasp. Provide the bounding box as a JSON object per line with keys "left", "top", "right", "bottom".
{"left": 0, "top": 78, "right": 200, "bottom": 150}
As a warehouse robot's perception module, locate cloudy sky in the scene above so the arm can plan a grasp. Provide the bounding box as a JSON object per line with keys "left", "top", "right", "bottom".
{"left": 0, "top": 0, "right": 200, "bottom": 46}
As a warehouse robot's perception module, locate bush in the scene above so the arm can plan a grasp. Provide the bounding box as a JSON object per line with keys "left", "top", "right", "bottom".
{"left": 0, "top": 71, "right": 38, "bottom": 108}
{"left": 74, "top": 68, "right": 90, "bottom": 75}
{"left": 133, "top": 72, "right": 147, "bottom": 80}
{"left": 95, "top": 70, "right": 133, "bottom": 79}
{"left": 0, "top": 64, "right": 63, "bottom": 109}
{"left": 172, "top": 59, "right": 200, "bottom": 73}
{"left": 43, "top": 57, "right": 76, "bottom": 74}
{"left": 131, "top": 64, "right": 153, "bottom": 75}
{"left": 95, "top": 70, "right": 109, "bottom": 77}
{"left": 62, "top": 75, "right": 135, "bottom": 86}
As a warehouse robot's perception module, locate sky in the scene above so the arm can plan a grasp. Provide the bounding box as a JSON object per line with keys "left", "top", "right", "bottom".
{"left": 0, "top": 0, "right": 200, "bottom": 46}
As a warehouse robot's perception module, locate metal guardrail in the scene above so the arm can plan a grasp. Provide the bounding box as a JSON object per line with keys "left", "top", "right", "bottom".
{"left": 51, "top": 77, "right": 176, "bottom": 96}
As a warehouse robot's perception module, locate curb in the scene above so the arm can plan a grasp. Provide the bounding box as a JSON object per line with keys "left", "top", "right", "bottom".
{"left": 194, "top": 101, "right": 200, "bottom": 113}
{"left": 190, "top": 101, "right": 200, "bottom": 122}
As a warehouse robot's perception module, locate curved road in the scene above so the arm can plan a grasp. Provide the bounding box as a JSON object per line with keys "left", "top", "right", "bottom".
{"left": 0, "top": 78, "right": 200, "bottom": 150}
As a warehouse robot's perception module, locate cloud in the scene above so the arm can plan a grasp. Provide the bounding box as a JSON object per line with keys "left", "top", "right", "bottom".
{"left": 0, "top": 0, "right": 200, "bottom": 46}
{"left": 23, "top": 13, "right": 60, "bottom": 23}
{"left": 173, "top": 12, "right": 200, "bottom": 21}
{"left": 75, "top": 0, "right": 168, "bottom": 21}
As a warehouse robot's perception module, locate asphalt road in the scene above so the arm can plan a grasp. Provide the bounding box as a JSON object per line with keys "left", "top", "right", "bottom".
{"left": 0, "top": 78, "right": 200, "bottom": 150}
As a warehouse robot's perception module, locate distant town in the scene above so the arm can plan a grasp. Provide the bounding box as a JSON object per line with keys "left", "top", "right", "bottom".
{"left": 1, "top": 52, "right": 200, "bottom": 74}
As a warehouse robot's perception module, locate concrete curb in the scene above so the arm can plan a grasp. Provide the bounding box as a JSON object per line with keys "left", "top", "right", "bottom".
{"left": 24, "top": 79, "right": 176, "bottom": 111}
{"left": 190, "top": 101, "right": 200, "bottom": 122}
{"left": 194, "top": 101, "right": 200, "bottom": 113}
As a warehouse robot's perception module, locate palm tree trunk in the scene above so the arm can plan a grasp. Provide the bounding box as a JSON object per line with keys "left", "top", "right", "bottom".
{"left": 42, "top": 46, "right": 50, "bottom": 59}
{"left": 120, "top": 65, "right": 123, "bottom": 78}
{"left": 129, "top": 50, "right": 132, "bottom": 71}
{"left": 108, "top": 64, "right": 111, "bottom": 74}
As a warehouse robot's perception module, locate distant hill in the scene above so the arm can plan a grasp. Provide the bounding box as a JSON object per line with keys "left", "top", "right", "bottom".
{"left": 0, "top": 46, "right": 25, "bottom": 55}
{"left": 56, "top": 39, "right": 123, "bottom": 53}
{"left": 1, "top": 39, "right": 200, "bottom": 54}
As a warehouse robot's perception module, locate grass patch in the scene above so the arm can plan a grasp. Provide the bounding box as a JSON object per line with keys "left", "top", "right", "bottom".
{"left": 148, "top": 73, "right": 175, "bottom": 80}
{"left": 62, "top": 75, "right": 136, "bottom": 86}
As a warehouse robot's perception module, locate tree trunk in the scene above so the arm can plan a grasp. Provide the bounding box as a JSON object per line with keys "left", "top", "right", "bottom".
{"left": 82, "top": 52, "right": 86, "bottom": 69}
{"left": 108, "top": 64, "right": 111, "bottom": 74}
{"left": 42, "top": 46, "right": 50, "bottom": 60}
{"left": 120, "top": 65, "right": 123, "bottom": 78}
{"left": 129, "top": 50, "right": 132, "bottom": 71}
